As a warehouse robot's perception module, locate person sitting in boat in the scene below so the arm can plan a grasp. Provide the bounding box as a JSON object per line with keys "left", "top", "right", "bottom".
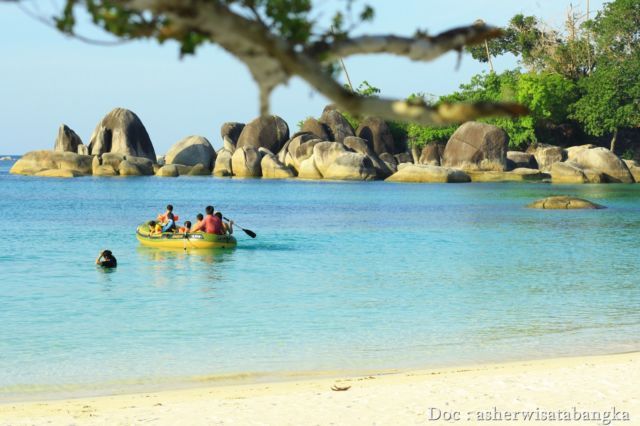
{"left": 215, "top": 212, "right": 234, "bottom": 235}
{"left": 148, "top": 220, "right": 163, "bottom": 236}
{"left": 157, "top": 204, "right": 174, "bottom": 223}
{"left": 95, "top": 250, "right": 117, "bottom": 268}
{"left": 191, "top": 213, "right": 204, "bottom": 233}
{"left": 162, "top": 212, "right": 177, "bottom": 233}
{"left": 191, "top": 205, "right": 224, "bottom": 235}
{"left": 178, "top": 221, "right": 192, "bottom": 234}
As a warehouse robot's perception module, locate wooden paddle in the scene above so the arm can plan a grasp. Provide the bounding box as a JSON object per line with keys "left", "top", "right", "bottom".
{"left": 223, "top": 216, "right": 256, "bottom": 238}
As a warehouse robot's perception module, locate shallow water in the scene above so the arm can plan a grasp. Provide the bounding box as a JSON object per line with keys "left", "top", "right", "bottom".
{"left": 1, "top": 159, "right": 639, "bottom": 399}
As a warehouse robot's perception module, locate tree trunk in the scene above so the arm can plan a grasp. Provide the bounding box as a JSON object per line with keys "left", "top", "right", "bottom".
{"left": 610, "top": 129, "right": 618, "bottom": 153}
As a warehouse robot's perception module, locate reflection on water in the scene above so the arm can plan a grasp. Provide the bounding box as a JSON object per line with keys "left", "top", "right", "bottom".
{"left": 135, "top": 246, "right": 236, "bottom": 288}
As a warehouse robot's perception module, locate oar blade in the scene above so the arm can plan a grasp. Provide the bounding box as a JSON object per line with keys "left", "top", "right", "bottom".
{"left": 243, "top": 228, "right": 257, "bottom": 238}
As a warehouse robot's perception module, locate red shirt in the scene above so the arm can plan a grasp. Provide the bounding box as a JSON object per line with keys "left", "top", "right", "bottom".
{"left": 204, "top": 215, "right": 224, "bottom": 235}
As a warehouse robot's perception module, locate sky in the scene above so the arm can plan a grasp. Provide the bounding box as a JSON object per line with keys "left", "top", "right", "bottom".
{"left": 0, "top": 0, "right": 605, "bottom": 155}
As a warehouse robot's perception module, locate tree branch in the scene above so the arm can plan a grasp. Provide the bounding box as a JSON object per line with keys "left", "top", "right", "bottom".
{"left": 308, "top": 24, "right": 503, "bottom": 63}
{"left": 110, "top": 0, "right": 528, "bottom": 123}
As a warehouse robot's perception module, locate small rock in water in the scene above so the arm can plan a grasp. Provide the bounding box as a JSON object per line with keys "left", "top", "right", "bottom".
{"left": 527, "top": 196, "right": 605, "bottom": 210}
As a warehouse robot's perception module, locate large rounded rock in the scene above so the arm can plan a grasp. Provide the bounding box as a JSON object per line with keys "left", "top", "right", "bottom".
{"left": 188, "top": 163, "right": 211, "bottom": 176}
{"left": 236, "top": 115, "right": 289, "bottom": 154}
{"left": 623, "top": 159, "right": 640, "bottom": 183}
{"left": 320, "top": 109, "right": 355, "bottom": 143}
{"left": 323, "top": 152, "right": 377, "bottom": 181}
{"left": 297, "top": 157, "right": 322, "bottom": 179}
{"left": 93, "top": 164, "right": 118, "bottom": 176}
{"left": 526, "top": 143, "right": 565, "bottom": 172}
{"left": 386, "top": 164, "right": 471, "bottom": 183}
{"left": 442, "top": 122, "right": 508, "bottom": 171}
{"left": 124, "top": 155, "right": 154, "bottom": 175}
{"left": 280, "top": 134, "right": 320, "bottom": 171}
{"left": 507, "top": 151, "right": 537, "bottom": 169}
{"left": 156, "top": 164, "right": 179, "bottom": 177}
{"left": 550, "top": 162, "right": 588, "bottom": 184}
{"left": 260, "top": 151, "right": 295, "bottom": 179}
{"left": 222, "top": 136, "right": 236, "bottom": 153}
{"left": 89, "top": 108, "right": 156, "bottom": 162}
{"left": 213, "top": 149, "right": 233, "bottom": 177}
{"left": 54, "top": 124, "right": 83, "bottom": 153}
{"left": 418, "top": 144, "right": 443, "bottom": 166}
{"left": 572, "top": 147, "right": 634, "bottom": 183}
{"left": 566, "top": 144, "right": 597, "bottom": 162}
{"left": 221, "top": 122, "right": 245, "bottom": 146}
{"left": 312, "top": 142, "right": 349, "bottom": 175}
{"left": 100, "top": 152, "right": 126, "bottom": 171}
{"left": 10, "top": 151, "right": 92, "bottom": 176}
{"left": 527, "top": 196, "right": 605, "bottom": 209}
{"left": 344, "top": 136, "right": 392, "bottom": 179}
{"left": 293, "top": 139, "right": 323, "bottom": 168}
{"left": 231, "top": 146, "right": 262, "bottom": 177}
{"left": 312, "top": 142, "right": 377, "bottom": 180}
{"left": 118, "top": 160, "right": 143, "bottom": 176}
{"left": 394, "top": 152, "right": 414, "bottom": 165}
{"left": 467, "top": 170, "right": 548, "bottom": 182}
{"left": 343, "top": 136, "right": 373, "bottom": 154}
{"left": 356, "top": 117, "right": 401, "bottom": 155}
{"left": 35, "top": 169, "right": 80, "bottom": 178}
{"left": 300, "top": 117, "right": 331, "bottom": 141}
{"left": 165, "top": 136, "right": 217, "bottom": 169}
{"left": 300, "top": 117, "right": 330, "bottom": 140}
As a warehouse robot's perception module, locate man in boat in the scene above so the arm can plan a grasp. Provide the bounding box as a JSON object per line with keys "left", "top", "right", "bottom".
{"left": 95, "top": 250, "right": 117, "bottom": 268}
{"left": 191, "top": 205, "right": 224, "bottom": 235}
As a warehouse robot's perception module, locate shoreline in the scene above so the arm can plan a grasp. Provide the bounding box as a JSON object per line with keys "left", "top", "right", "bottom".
{"left": 2, "top": 352, "right": 638, "bottom": 425}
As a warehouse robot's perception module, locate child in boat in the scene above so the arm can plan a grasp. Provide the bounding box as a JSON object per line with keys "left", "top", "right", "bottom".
{"left": 148, "top": 220, "right": 163, "bottom": 235}
{"left": 157, "top": 204, "right": 174, "bottom": 223}
{"left": 191, "top": 213, "right": 205, "bottom": 233}
{"left": 178, "top": 221, "right": 192, "bottom": 234}
{"left": 215, "top": 212, "right": 234, "bottom": 235}
{"left": 162, "top": 212, "right": 177, "bottom": 233}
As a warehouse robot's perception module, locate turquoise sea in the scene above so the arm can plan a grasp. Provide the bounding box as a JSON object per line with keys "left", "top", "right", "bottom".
{"left": 1, "top": 159, "right": 639, "bottom": 400}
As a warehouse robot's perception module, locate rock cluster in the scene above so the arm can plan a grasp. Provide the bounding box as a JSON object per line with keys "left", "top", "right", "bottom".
{"left": 10, "top": 108, "right": 639, "bottom": 185}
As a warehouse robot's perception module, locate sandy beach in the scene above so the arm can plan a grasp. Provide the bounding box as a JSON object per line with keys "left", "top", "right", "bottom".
{"left": 1, "top": 352, "right": 638, "bottom": 425}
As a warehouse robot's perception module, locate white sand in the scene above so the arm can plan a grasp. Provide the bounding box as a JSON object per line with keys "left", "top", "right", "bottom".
{"left": 1, "top": 352, "right": 638, "bottom": 425}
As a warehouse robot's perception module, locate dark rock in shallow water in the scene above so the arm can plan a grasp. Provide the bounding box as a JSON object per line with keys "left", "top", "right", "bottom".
{"left": 89, "top": 108, "right": 156, "bottom": 162}
{"left": 527, "top": 196, "right": 605, "bottom": 209}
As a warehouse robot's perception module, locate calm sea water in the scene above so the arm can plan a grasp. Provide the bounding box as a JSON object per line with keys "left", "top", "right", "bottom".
{"left": 1, "top": 159, "right": 639, "bottom": 400}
